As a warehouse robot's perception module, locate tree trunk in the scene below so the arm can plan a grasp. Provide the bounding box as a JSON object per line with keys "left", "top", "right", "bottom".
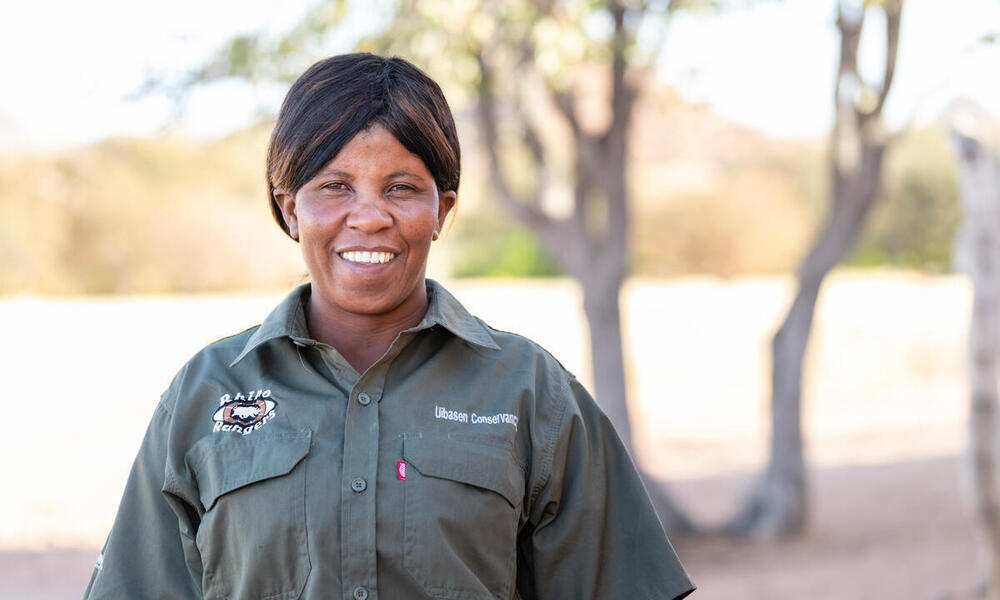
{"left": 583, "top": 275, "right": 630, "bottom": 450}
{"left": 952, "top": 127, "right": 1000, "bottom": 599}
{"left": 726, "top": 0, "right": 901, "bottom": 537}
{"left": 725, "top": 142, "right": 887, "bottom": 537}
{"left": 579, "top": 269, "right": 695, "bottom": 534}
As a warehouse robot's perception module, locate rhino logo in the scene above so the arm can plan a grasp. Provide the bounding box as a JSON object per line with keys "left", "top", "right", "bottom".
{"left": 212, "top": 396, "right": 278, "bottom": 435}
{"left": 231, "top": 405, "right": 261, "bottom": 421}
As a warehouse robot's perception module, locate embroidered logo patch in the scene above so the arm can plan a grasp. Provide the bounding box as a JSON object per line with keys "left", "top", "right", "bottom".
{"left": 397, "top": 461, "right": 407, "bottom": 480}
{"left": 212, "top": 389, "right": 277, "bottom": 436}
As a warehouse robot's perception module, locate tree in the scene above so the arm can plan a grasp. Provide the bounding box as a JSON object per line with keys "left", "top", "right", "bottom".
{"left": 951, "top": 105, "right": 1000, "bottom": 599}
{"left": 725, "top": 0, "right": 904, "bottom": 537}
{"left": 445, "top": 0, "right": 690, "bottom": 531}
{"left": 186, "top": 0, "right": 721, "bottom": 533}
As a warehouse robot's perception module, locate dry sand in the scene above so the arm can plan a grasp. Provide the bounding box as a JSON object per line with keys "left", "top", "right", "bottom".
{"left": 0, "top": 271, "right": 980, "bottom": 599}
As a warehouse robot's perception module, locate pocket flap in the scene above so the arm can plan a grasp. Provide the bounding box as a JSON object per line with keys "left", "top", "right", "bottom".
{"left": 191, "top": 430, "right": 312, "bottom": 510}
{"left": 403, "top": 435, "right": 523, "bottom": 508}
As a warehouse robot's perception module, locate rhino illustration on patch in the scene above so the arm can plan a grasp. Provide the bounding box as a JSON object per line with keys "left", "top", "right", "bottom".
{"left": 231, "top": 405, "right": 261, "bottom": 421}
{"left": 212, "top": 396, "right": 278, "bottom": 432}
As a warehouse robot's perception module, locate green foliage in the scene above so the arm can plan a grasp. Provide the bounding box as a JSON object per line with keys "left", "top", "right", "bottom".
{"left": 846, "top": 127, "right": 959, "bottom": 272}
{"left": 450, "top": 215, "right": 562, "bottom": 278}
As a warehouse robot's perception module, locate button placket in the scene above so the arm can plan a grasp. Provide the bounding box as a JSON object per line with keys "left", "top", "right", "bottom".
{"left": 340, "top": 375, "right": 384, "bottom": 600}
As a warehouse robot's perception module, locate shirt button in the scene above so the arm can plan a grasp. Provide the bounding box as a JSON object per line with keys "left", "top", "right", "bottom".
{"left": 353, "top": 586, "right": 369, "bottom": 600}
{"left": 357, "top": 392, "right": 371, "bottom": 406}
{"left": 351, "top": 478, "right": 367, "bottom": 493}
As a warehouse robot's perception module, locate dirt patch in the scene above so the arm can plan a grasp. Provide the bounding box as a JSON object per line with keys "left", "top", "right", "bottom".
{"left": 0, "top": 548, "right": 97, "bottom": 600}
{"left": 668, "top": 456, "right": 980, "bottom": 600}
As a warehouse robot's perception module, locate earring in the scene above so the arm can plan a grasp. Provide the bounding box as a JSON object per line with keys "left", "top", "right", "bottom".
{"left": 432, "top": 229, "right": 440, "bottom": 241}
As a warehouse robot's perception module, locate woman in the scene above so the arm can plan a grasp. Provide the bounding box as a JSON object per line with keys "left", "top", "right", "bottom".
{"left": 83, "top": 53, "right": 694, "bottom": 600}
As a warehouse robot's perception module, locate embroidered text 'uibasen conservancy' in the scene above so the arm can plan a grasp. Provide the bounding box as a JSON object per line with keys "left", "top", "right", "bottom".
{"left": 434, "top": 405, "right": 518, "bottom": 430}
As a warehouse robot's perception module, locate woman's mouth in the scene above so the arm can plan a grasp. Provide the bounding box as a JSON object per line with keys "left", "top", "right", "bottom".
{"left": 339, "top": 251, "right": 397, "bottom": 264}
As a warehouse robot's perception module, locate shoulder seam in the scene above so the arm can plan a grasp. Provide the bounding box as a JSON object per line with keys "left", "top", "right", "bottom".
{"left": 526, "top": 374, "right": 572, "bottom": 511}
{"left": 156, "top": 360, "right": 194, "bottom": 417}
{"left": 477, "top": 320, "right": 576, "bottom": 378}
{"left": 154, "top": 397, "right": 173, "bottom": 419}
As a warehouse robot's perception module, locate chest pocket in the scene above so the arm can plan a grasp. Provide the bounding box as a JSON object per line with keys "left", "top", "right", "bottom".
{"left": 403, "top": 434, "right": 525, "bottom": 600}
{"left": 190, "top": 430, "right": 312, "bottom": 600}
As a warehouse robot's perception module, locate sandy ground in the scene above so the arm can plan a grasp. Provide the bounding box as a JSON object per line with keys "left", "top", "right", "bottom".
{"left": 0, "top": 272, "right": 981, "bottom": 599}
{"left": 671, "top": 457, "right": 980, "bottom": 600}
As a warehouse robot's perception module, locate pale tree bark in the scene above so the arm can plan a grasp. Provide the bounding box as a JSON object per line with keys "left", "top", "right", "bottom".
{"left": 473, "top": 0, "right": 694, "bottom": 534}
{"left": 726, "top": 0, "right": 904, "bottom": 537}
{"left": 951, "top": 122, "right": 1000, "bottom": 599}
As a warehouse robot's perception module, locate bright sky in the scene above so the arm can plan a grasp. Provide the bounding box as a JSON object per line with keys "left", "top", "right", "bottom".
{"left": 1, "top": 0, "right": 997, "bottom": 151}
{"left": 660, "top": 0, "right": 1000, "bottom": 138}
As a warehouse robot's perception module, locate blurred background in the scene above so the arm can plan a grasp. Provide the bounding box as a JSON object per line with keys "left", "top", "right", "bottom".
{"left": 2, "top": 0, "right": 1000, "bottom": 598}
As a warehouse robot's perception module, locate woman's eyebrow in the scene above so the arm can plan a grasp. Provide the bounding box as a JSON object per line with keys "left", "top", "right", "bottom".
{"left": 316, "top": 168, "right": 354, "bottom": 179}
{"left": 384, "top": 169, "right": 426, "bottom": 180}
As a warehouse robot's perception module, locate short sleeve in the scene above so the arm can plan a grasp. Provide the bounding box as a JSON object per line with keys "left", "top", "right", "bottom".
{"left": 516, "top": 376, "right": 695, "bottom": 600}
{"left": 82, "top": 402, "right": 202, "bottom": 599}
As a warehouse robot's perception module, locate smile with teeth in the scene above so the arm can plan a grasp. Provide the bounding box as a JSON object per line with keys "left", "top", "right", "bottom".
{"left": 339, "top": 250, "right": 397, "bottom": 264}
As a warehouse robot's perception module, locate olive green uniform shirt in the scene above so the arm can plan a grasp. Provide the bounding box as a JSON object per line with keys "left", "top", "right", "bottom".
{"left": 83, "top": 280, "right": 694, "bottom": 600}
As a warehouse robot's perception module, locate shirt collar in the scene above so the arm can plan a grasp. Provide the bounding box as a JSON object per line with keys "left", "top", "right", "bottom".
{"left": 230, "top": 283, "right": 313, "bottom": 367}
{"left": 418, "top": 279, "right": 501, "bottom": 351}
{"left": 230, "top": 279, "right": 499, "bottom": 367}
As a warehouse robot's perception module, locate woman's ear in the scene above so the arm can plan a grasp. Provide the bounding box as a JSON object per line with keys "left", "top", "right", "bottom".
{"left": 273, "top": 189, "right": 299, "bottom": 240}
{"left": 435, "top": 190, "right": 457, "bottom": 240}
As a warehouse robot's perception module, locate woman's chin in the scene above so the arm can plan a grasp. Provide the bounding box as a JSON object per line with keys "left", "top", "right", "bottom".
{"left": 313, "top": 281, "right": 424, "bottom": 320}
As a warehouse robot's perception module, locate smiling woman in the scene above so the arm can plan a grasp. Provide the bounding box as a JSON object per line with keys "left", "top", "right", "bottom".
{"left": 82, "top": 53, "right": 694, "bottom": 600}
{"left": 267, "top": 55, "right": 460, "bottom": 372}
{"left": 273, "top": 122, "right": 455, "bottom": 372}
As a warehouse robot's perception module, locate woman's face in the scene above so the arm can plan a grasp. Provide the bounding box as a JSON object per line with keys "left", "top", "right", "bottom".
{"left": 274, "top": 122, "right": 455, "bottom": 322}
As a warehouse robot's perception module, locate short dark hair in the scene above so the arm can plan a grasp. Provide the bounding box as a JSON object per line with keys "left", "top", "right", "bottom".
{"left": 266, "top": 53, "right": 461, "bottom": 238}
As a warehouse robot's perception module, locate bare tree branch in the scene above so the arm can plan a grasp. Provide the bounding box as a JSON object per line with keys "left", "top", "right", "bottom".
{"left": 868, "top": 0, "right": 904, "bottom": 119}
{"left": 834, "top": 2, "right": 863, "bottom": 107}
{"left": 553, "top": 90, "right": 581, "bottom": 136}
{"left": 605, "top": 0, "right": 634, "bottom": 261}
{"left": 473, "top": 50, "right": 556, "bottom": 235}
{"left": 608, "top": 0, "right": 636, "bottom": 141}
{"left": 520, "top": 117, "right": 550, "bottom": 209}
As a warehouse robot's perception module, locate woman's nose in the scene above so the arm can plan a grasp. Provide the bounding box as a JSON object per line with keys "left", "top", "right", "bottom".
{"left": 345, "top": 190, "right": 393, "bottom": 233}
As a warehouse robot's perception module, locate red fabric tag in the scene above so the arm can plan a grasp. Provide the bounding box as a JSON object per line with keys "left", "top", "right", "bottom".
{"left": 397, "top": 461, "right": 406, "bottom": 480}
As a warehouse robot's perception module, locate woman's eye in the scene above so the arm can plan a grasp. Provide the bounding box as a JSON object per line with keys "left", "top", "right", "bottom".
{"left": 387, "top": 184, "right": 415, "bottom": 194}
{"left": 322, "top": 182, "right": 349, "bottom": 191}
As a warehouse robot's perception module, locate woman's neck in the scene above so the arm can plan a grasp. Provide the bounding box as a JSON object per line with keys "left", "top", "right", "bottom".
{"left": 305, "top": 290, "right": 429, "bottom": 374}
